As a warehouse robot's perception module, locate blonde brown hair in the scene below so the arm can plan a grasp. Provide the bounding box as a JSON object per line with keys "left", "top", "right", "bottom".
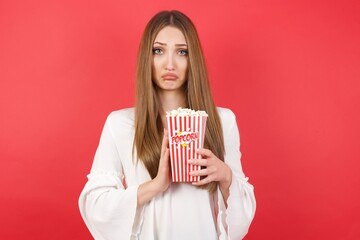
{"left": 134, "top": 10, "right": 224, "bottom": 193}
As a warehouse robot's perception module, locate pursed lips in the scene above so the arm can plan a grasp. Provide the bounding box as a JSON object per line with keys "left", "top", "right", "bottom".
{"left": 162, "top": 73, "right": 178, "bottom": 80}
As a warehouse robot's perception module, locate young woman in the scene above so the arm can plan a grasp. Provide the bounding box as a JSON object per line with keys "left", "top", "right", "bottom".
{"left": 79, "top": 10, "right": 256, "bottom": 240}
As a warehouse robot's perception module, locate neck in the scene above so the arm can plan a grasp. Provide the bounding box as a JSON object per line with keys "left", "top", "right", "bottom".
{"left": 157, "top": 89, "right": 187, "bottom": 126}
{"left": 158, "top": 89, "right": 187, "bottom": 113}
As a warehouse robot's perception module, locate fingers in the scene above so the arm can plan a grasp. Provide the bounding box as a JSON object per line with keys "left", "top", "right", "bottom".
{"left": 188, "top": 149, "right": 224, "bottom": 186}
{"left": 160, "top": 146, "right": 170, "bottom": 165}
{"left": 161, "top": 129, "right": 169, "bottom": 156}
{"left": 158, "top": 147, "right": 170, "bottom": 175}
{"left": 191, "top": 176, "right": 214, "bottom": 186}
{"left": 164, "top": 148, "right": 170, "bottom": 162}
{"left": 189, "top": 168, "right": 211, "bottom": 176}
{"left": 196, "top": 148, "right": 213, "bottom": 158}
{"left": 164, "top": 148, "right": 171, "bottom": 175}
{"left": 188, "top": 159, "right": 208, "bottom": 166}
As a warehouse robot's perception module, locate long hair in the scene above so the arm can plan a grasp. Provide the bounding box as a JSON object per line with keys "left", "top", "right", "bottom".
{"left": 134, "top": 10, "right": 225, "bottom": 193}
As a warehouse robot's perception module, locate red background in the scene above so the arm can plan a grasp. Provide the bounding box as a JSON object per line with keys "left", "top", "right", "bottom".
{"left": 1, "top": 0, "right": 359, "bottom": 239}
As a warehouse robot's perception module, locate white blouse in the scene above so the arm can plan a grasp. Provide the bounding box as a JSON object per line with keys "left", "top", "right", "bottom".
{"left": 79, "top": 107, "right": 256, "bottom": 240}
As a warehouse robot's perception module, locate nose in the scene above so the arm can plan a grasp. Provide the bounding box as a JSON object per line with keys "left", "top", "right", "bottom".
{"left": 165, "top": 52, "right": 175, "bottom": 71}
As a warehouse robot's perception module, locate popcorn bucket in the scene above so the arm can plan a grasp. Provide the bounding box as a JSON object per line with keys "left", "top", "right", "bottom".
{"left": 166, "top": 115, "right": 207, "bottom": 182}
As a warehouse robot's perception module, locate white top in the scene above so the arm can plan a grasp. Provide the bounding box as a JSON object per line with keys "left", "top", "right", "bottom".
{"left": 79, "top": 107, "right": 256, "bottom": 240}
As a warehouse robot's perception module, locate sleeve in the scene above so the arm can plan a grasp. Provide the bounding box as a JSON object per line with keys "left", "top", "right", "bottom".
{"left": 216, "top": 109, "right": 256, "bottom": 240}
{"left": 78, "top": 113, "right": 140, "bottom": 240}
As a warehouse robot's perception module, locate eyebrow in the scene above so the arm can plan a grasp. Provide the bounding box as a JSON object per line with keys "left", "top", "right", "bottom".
{"left": 153, "top": 41, "right": 187, "bottom": 47}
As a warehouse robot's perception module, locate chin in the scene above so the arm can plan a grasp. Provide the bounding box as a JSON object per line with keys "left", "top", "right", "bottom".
{"left": 160, "top": 83, "right": 182, "bottom": 91}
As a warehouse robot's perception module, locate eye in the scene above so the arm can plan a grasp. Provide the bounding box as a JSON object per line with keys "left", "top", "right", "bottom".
{"left": 153, "top": 48, "right": 163, "bottom": 55}
{"left": 179, "top": 49, "right": 188, "bottom": 56}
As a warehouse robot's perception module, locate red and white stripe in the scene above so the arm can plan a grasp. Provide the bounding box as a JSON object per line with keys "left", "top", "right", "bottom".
{"left": 166, "top": 115, "right": 207, "bottom": 182}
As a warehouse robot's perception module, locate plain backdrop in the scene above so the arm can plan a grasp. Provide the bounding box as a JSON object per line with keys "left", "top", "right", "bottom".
{"left": 1, "top": 0, "right": 359, "bottom": 239}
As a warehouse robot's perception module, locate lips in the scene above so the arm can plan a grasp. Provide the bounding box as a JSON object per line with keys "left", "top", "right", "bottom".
{"left": 162, "top": 73, "right": 178, "bottom": 80}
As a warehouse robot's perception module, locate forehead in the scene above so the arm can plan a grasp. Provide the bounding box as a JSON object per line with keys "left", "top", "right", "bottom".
{"left": 154, "top": 26, "right": 187, "bottom": 44}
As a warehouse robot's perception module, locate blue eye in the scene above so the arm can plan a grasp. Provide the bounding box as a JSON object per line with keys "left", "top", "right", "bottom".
{"left": 179, "top": 49, "right": 188, "bottom": 56}
{"left": 153, "top": 48, "right": 163, "bottom": 55}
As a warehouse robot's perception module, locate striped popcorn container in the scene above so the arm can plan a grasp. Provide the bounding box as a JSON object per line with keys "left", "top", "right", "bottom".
{"left": 166, "top": 111, "right": 207, "bottom": 182}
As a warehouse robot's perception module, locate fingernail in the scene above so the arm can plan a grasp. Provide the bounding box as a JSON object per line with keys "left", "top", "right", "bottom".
{"left": 187, "top": 160, "right": 193, "bottom": 163}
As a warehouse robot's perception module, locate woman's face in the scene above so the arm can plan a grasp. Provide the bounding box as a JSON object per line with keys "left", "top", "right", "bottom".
{"left": 152, "top": 26, "right": 188, "bottom": 92}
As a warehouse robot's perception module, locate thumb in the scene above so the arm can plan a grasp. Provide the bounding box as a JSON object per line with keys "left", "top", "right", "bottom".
{"left": 164, "top": 148, "right": 170, "bottom": 162}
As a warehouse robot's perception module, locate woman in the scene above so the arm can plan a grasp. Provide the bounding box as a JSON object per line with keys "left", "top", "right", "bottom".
{"left": 79, "top": 10, "right": 256, "bottom": 240}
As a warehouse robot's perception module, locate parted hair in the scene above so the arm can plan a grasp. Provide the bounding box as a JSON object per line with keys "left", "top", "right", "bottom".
{"left": 134, "top": 10, "right": 224, "bottom": 193}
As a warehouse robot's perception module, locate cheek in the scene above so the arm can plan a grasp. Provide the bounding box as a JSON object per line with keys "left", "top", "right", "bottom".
{"left": 152, "top": 59, "right": 161, "bottom": 74}
{"left": 151, "top": 63, "right": 159, "bottom": 81}
{"left": 179, "top": 59, "right": 188, "bottom": 73}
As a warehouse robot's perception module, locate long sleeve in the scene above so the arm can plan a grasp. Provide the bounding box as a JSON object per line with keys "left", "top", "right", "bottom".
{"left": 78, "top": 112, "right": 140, "bottom": 240}
{"left": 216, "top": 108, "right": 256, "bottom": 240}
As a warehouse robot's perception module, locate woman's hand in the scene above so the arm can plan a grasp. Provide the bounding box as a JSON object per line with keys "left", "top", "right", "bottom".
{"left": 137, "top": 129, "right": 171, "bottom": 206}
{"left": 154, "top": 129, "right": 171, "bottom": 192}
{"left": 188, "top": 148, "right": 232, "bottom": 202}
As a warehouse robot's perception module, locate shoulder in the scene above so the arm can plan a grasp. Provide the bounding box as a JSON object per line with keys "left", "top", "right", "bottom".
{"left": 216, "top": 107, "right": 236, "bottom": 125}
{"left": 106, "top": 107, "right": 135, "bottom": 128}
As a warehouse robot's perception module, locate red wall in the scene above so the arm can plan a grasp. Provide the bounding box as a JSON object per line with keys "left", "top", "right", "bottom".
{"left": 1, "top": 0, "right": 359, "bottom": 239}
